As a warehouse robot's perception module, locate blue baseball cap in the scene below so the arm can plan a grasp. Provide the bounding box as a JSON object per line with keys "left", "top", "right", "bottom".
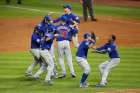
{"left": 63, "top": 4, "right": 72, "bottom": 10}
{"left": 83, "top": 33, "right": 91, "bottom": 39}
{"left": 44, "top": 16, "right": 52, "bottom": 21}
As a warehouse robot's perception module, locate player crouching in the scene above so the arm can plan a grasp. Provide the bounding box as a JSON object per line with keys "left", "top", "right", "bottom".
{"left": 93, "top": 34, "right": 120, "bottom": 87}
{"left": 76, "top": 33, "right": 96, "bottom": 88}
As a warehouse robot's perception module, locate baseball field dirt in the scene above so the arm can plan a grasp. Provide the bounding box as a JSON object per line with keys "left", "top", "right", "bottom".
{"left": 0, "top": 16, "right": 140, "bottom": 52}
{"left": 0, "top": 0, "right": 140, "bottom": 92}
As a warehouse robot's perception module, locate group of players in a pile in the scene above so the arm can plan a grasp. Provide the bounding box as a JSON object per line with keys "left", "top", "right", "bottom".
{"left": 25, "top": 4, "right": 120, "bottom": 88}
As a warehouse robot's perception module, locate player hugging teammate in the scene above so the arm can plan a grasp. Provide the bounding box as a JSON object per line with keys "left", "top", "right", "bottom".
{"left": 25, "top": 4, "right": 120, "bottom": 88}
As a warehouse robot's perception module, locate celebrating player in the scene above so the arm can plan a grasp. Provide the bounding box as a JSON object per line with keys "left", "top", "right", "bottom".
{"left": 55, "top": 16, "right": 76, "bottom": 78}
{"left": 25, "top": 26, "right": 42, "bottom": 77}
{"left": 76, "top": 33, "right": 96, "bottom": 88}
{"left": 93, "top": 34, "right": 120, "bottom": 87}
{"left": 34, "top": 32, "right": 55, "bottom": 85}
{"left": 53, "top": 4, "right": 80, "bottom": 48}
{"left": 38, "top": 16, "right": 58, "bottom": 78}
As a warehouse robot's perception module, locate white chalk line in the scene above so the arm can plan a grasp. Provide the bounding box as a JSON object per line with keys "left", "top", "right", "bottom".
{"left": 0, "top": 5, "right": 61, "bottom": 14}
{"left": 0, "top": 5, "right": 140, "bottom": 25}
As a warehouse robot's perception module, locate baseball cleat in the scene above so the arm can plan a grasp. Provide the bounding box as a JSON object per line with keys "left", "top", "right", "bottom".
{"left": 44, "top": 80, "right": 54, "bottom": 86}
{"left": 53, "top": 75, "right": 58, "bottom": 79}
{"left": 25, "top": 72, "right": 32, "bottom": 77}
{"left": 58, "top": 74, "right": 66, "bottom": 78}
{"left": 80, "top": 83, "right": 89, "bottom": 88}
{"left": 71, "top": 74, "right": 76, "bottom": 78}
{"left": 96, "top": 83, "right": 106, "bottom": 88}
{"left": 33, "top": 76, "right": 40, "bottom": 80}
{"left": 84, "top": 81, "right": 90, "bottom": 86}
{"left": 53, "top": 72, "right": 58, "bottom": 79}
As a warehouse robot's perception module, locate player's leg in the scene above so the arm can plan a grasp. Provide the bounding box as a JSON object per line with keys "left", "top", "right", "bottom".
{"left": 25, "top": 49, "right": 40, "bottom": 76}
{"left": 99, "top": 61, "right": 109, "bottom": 78}
{"left": 25, "top": 57, "right": 39, "bottom": 76}
{"left": 40, "top": 50, "right": 54, "bottom": 85}
{"left": 58, "top": 41, "right": 66, "bottom": 77}
{"left": 77, "top": 57, "right": 90, "bottom": 88}
{"left": 65, "top": 41, "right": 76, "bottom": 77}
{"left": 33, "top": 62, "right": 47, "bottom": 80}
{"left": 72, "top": 33, "right": 79, "bottom": 48}
{"left": 101, "top": 58, "right": 120, "bottom": 85}
{"left": 49, "top": 43, "right": 58, "bottom": 78}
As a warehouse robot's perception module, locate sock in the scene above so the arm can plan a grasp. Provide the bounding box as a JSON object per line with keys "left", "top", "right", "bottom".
{"left": 80, "top": 73, "right": 88, "bottom": 84}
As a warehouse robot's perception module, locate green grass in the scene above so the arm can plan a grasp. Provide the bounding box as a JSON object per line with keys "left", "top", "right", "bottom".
{"left": 0, "top": 47, "right": 140, "bottom": 93}
{"left": 0, "top": 0, "right": 140, "bottom": 19}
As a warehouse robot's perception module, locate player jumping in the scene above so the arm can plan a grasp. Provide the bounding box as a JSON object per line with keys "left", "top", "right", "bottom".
{"left": 53, "top": 4, "right": 80, "bottom": 48}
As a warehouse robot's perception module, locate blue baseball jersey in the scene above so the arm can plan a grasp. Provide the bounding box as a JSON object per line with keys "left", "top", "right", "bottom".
{"left": 40, "top": 33, "right": 54, "bottom": 50}
{"left": 56, "top": 24, "right": 72, "bottom": 41}
{"left": 53, "top": 13, "right": 80, "bottom": 25}
{"left": 69, "top": 26, "right": 79, "bottom": 35}
{"left": 96, "top": 42, "right": 120, "bottom": 58}
{"left": 37, "top": 22, "right": 56, "bottom": 36}
{"left": 44, "top": 23, "right": 57, "bottom": 34}
{"left": 31, "top": 32, "right": 41, "bottom": 49}
{"left": 76, "top": 40, "right": 95, "bottom": 58}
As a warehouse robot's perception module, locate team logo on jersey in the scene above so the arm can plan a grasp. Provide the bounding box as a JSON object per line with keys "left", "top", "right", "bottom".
{"left": 57, "top": 25, "right": 69, "bottom": 39}
{"left": 85, "top": 42, "right": 89, "bottom": 46}
{"left": 107, "top": 48, "right": 111, "bottom": 51}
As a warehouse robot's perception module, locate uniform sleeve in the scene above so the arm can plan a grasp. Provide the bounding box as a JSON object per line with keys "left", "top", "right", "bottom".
{"left": 32, "top": 34, "right": 40, "bottom": 44}
{"left": 73, "top": 14, "right": 80, "bottom": 23}
{"left": 53, "top": 17, "right": 61, "bottom": 23}
{"left": 96, "top": 44, "right": 107, "bottom": 51}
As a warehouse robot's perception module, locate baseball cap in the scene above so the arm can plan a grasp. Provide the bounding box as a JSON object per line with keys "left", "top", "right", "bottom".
{"left": 83, "top": 33, "right": 92, "bottom": 39}
{"left": 63, "top": 4, "right": 72, "bottom": 10}
{"left": 44, "top": 16, "right": 52, "bottom": 21}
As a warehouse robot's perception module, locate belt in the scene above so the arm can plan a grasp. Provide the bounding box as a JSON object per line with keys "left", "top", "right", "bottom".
{"left": 41, "top": 48, "right": 50, "bottom": 50}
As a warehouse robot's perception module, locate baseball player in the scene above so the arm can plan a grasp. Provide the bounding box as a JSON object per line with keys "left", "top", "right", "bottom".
{"left": 55, "top": 16, "right": 76, "bottom": 78}
{"left": 76, "top": 33, "right": 96, "bottom": 88}
{"left": 25, "top": 26, "right": 42, "bottom": 77}
{"left": 34, "top": 32, "right": 55, "bottom": 85}
{"left": 93, "top": 34, "right": 120, "bottom": 87}
{"left": 37, "top": 16, "right": 58, "bottom": 78}
{"left": 53, "top": 4, "right": 80, "bottom": 48}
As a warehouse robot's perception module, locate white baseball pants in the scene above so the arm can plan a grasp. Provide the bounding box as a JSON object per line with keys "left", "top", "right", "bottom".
{"left": 57, "top": 40, "right": 75, "bottom": 75}
{"left": 99, "top": 58, "right": 120, "bottom": 84}
{"left": 39, "top": 49, "right": 54, "bottom": 81}
{"left": 26, "top": 49, "right": 41, "bottom": 74}
{"left": 76, "top": 57, "right": 90, "bottom": 74}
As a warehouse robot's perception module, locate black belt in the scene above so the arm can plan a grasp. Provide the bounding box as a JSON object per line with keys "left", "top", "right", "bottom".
{"left": 41, "top": 48, "right": 50, "bottom": 50}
